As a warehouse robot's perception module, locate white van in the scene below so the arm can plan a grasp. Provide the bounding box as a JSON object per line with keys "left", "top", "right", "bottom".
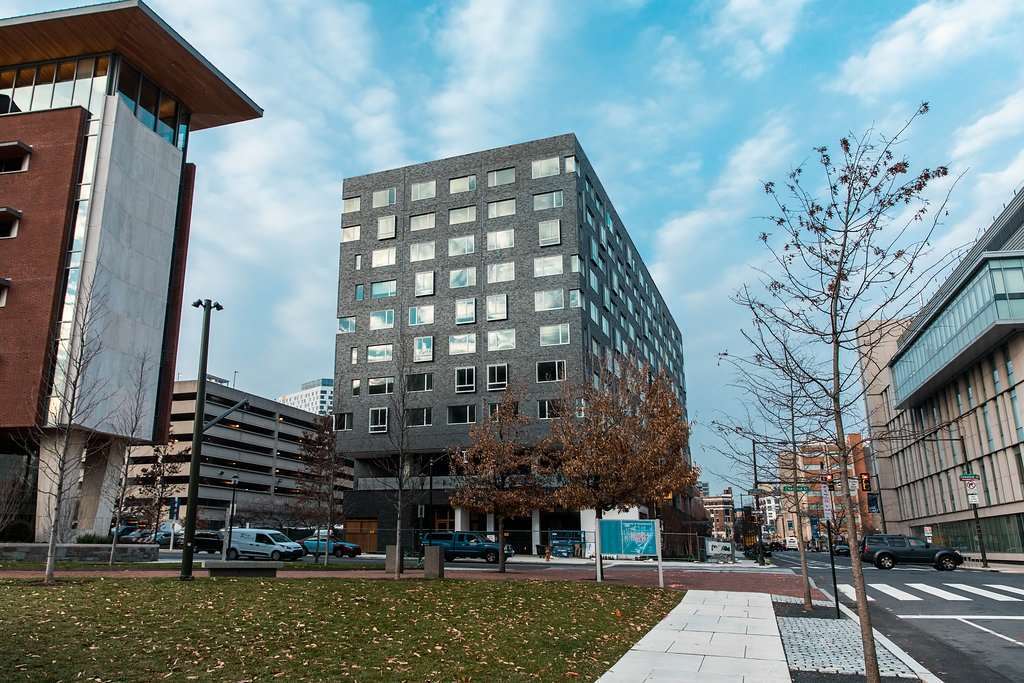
{"left": 225, "top": 528, "right": 304, "bottom": 561}
{"left": 786, "top": 536, "right": 798, "bottom": 550}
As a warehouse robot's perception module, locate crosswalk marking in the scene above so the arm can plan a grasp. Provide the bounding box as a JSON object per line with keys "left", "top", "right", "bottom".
{"left": 945, "top": 584, "right": 1021, "bottom": 602}
{"left": 986, "top": 584, "right": 1024, "bottom": 597}
{"left": 905, "top": 583, "right": 971, "bottom": 601}
{"left": 837, "top": 583, "right": 874, "bottom": 601}
{"left": 869, "top": 583, "right": 923, "bottom": 601}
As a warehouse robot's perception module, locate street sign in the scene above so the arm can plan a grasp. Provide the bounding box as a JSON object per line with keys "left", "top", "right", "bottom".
{"left": 924, "top": 525, "right": 933, "bottom": 542}
{"left": 782, "top": 484, "right": 811, "bottom": 493}
{"left": 967, "top": 492, "right": 980, "bottom": 505}
{"left": 963, "top": 478, "right": 980, "bottom": 503}
{"left": 959, "top": 473, "right": 980, "bottom": 481}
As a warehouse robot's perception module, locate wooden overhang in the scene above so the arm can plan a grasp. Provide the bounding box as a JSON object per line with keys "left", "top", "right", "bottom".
{"left": 0, "top": 0, "right": 262, "bottom": 130}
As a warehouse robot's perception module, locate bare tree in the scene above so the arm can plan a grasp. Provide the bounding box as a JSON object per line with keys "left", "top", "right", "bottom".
{"left": 290, "top": 415, "right": 344, "bottom": 566}
{"left": 32, "top": 287, "right": 114, "bottom": 584}
{"left": 130, "top": 436, "right": 184, "bottom": 535}
{"left": 732, "top": 104, "right": 960, "bottom": 681}
{"left": 100, "top": 354, "right": 152, "bottom": 565}
{"left": 547, "top": 358, "right": 696, "bottom": 581}
{"left": 451, "top": 386, "right": 545, "bottom": 572}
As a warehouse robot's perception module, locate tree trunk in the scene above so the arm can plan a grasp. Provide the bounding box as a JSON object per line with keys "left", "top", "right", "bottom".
{"left": 497, "top": 515, "right": 506, "bottom": 573}
{"left": 393, "top": 485, "right": 403, "bottom": 579}
{"left": 109, "top": 510, "right": 120, "bottom": 566}
{"left": 44, "top": 478, "right": 64, "bottom": 585}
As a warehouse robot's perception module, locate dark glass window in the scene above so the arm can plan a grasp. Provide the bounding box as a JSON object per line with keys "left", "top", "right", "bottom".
{"left": 116, "top": 61, "right": 141, "bottom": 112}
{"left": 12, "top": 67, "right": 35, "bottom": 113}
{"left": 30, "top": 63, "right": 55, "bottom": 111}
{"left": 0, "top": 69, "right": 13, "bottom": 114}
{"left": 157, "top": 94, "right": 178, "bottom": 143}
{"left": 407, "top": 373, "right": 433, "bottom": 392}
{"left": 137, "top": 77, "right": 158, "bottom": 130}
{"left": 71, "top": 58, "right": 94, "bottom": 110}
{"left": 51, "top": 61, "right": 76, "bottom": 108}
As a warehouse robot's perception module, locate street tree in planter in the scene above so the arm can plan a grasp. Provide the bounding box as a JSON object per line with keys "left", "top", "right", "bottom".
{"left": 450, "top": 386, "right": 545, "bottom": 572}
{"left": 547, "top": 358, "right": 695, "bottom": 581}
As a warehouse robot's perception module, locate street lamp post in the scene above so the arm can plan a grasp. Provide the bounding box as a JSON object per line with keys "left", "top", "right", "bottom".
{"left": 179, "top": 298, "right": 223, "bottom": 581}
{"left": 227, "top": 474, "right": 239, "bottom": 555}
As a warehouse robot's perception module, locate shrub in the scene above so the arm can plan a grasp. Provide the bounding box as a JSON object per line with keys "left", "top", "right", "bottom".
{"left": 76, "top": 533, "right": 113, "bottom": 544}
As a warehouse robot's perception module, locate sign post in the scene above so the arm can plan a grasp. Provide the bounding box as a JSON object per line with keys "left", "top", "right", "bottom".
{"left": 959, "top": 473, "right": 988, "bottom": 567}
{"left": 655, "top": 519, "right": 664, "bottom": 589}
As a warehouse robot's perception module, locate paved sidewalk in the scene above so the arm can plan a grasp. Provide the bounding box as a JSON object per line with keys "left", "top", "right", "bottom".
{"left": 598, "top": 590, "right": 791, "bottom": 682}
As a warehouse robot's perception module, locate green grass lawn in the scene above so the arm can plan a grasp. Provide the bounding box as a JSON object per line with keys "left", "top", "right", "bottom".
{"left": 0, "top": 577, "right": 678, "bottom": 681}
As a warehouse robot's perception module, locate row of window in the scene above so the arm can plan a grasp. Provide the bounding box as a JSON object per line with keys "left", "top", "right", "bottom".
{"left": 341, "top": 397, "right": 567, "bottom": 433}
{"left": 345, "top": 325, "right": 571, "bottom": 364}
{"left": 343, "top": 220, "right": 563, "bottom": 256}
{"left": 349, "top": 361, "right": 567, "bottom": 398}
{"left": 338, "top": 289, "right": 582, "bottom": 333}
{"left": 341, "top": 156, "right": 575, "bottom": 213}
{"left": 340, "top": 193, "right": 563, "bottom": 243}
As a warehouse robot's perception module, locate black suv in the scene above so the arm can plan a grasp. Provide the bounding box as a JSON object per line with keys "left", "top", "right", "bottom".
{"left": 860, "top": 534, "right": 962, "bottom": 571}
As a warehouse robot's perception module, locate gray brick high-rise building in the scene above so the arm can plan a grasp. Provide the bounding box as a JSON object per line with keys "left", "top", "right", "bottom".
{"left": 334, "top": 133, "right": 691, "bottom": 553}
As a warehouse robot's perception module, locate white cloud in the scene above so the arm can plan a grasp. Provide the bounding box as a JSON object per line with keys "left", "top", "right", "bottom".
{"left": 653, "top": 35, "right": 703, "bottom": 87}
{"left": 936, "top": 150, "right": 1024, "bottom": 255}
{"left": 952, "top": 89, "right": 1024, "bottom": 161}
{"left": 833, "top": 0, "right": 1023, "bottom": 100}
{"left": 428, "top": 0, "right": 559, "bottom": 157}
{"left": 705, "top": 0, "right": 808, "bottom": 79}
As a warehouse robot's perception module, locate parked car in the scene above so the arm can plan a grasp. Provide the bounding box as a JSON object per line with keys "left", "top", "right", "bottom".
{"left": 225, "top": 528, "right": 304, "bottom": 561}
{"left": 302, "top": 530, "right": 362, "bottom": 557}
{"left": 422, "top": 531, "right": 515, "bottom": 563}
{"left": 113, "top": 524, "right": 141, "bottom": 539}
{"left": 192, "top": 531, "right": 224, "bottom": 554}
{"left": 120, "top": 529, "right": 151, "bottom": 544}
{"left": 860, "top": 534, "right": 962, "bottom": 570}
{"left": 834, "top": 543, "right": 850, "bottom": 556}
{"left": 742, "top": 542, "right": 772, "bottom": 559}
{"left": 152, "top": 530, "right": 184, "bottom": 548}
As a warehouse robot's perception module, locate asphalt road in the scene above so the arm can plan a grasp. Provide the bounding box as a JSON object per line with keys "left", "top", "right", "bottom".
{"left": 772, "top": 550, "right": 1024, "bottom": 682}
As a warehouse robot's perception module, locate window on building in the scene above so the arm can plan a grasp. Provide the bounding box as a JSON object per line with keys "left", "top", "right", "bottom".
{"left": 351, "top": 379, "right": 361, "bottom": 396}
{"left": 449, "top": 206, "right": 477, "bottom": 225}
{"left": 537, "top": 360, "right": 566, "bottom": 382}
{"left": 570, "top": 254, "right": 582, "bottom": 273}
{"left": 487, "top": 228, "right": 515, "bottom": 250}
{"left": 408, "top": 304, "right": 434, "bottom": 326}
{"left": 338, "top": 316, "right": 356, "bottom": 333}
{"left": 447, "top": 404, "right": 477, "bottom": 424}
{"left": 371, "top": 280, "right": 397, "bottom": 298}
{"left": 372, "top": 188, "right": 396, "bottom": 208}
{"left": 415, "top": 271, "right": 434, "bottom": 297}
{"left": 367, "top": 344, "right": 393, "bottom": 363}
{"left": 538, "top": 399, "right": 562, "bottom": 419}
{"left": 532, "top": 157, "right": 560, "bottom": 178}
{"left": 353, "top": 254, "right": 362, "bottom": 271}
{"left": 540, "top": 323, "right": 570, "bottom": 346}
{"left": 538, "top": 219, "right": 560, "bottom": 246}
{"left": 355, "top": 284, "right": 365, "bottom": 301}
{"left": 410, "top": 241, "right": 435, "bottom": 262}
{"left": 534, "top": 255, "right": 563, "bottom": 277}
{"left": 369, "top": 309, "right": 394, "bottom": 330}
{"left": 410, "top": 212, "right": 435, "bottom": 231}
{"left": 368, "top": 376, "right": 395, "bottom": 395}
{"left": 456, "top": 367, "right": 476, "bottom": 393}
{"left": 569, "top": 289, "right": 582, "bottom": 308}
{"left": 341, "top": 225, "right": 360, "bottom": 242}
{"left": 336, "top": 412, "right": 353, "bottom": 430}
{"left": 455, "top": 298, "right": 476, "bottom": 324}
{"left": 564, "top": 156, "right": 576, "bottom": 173}
{"left": 487, "top": 262, "right": 515, "bottom": 283}
{"left": 486, "top": 294, "right": 508, "bottom": 321}
{"left": 488, "top": 167, "right": 515, "bottom": 186}
{"left": 487, "top": 364, "right": 509, "bottom": 391}
{"left": 487, "top": 198, "right": 516, "bottom": 218}
{"left": 448, "top": 234, "right": 475, "bottom": 256}
{"left": 351, "top": 347, "right": 358, "bottom": 365}
{"left": 372, "top": 247, "right": 396, "bottom": 268}
{"left": 377, "top": 215, "right": 396, "bottom": 240}
{"left": 413, "top": 336, "right": 434, "bottom": 362}
{"left": 369, "top": 407, "right": 389, "bottom": 433}
{"left": 488, "top": 329, "right": 516, "bottom": 351}
{"left": 450, "top": 267, "right": 477, "bottom": 289}
{"left": 411, "top": 179, "right": 436, "bottom": 201}
{"left": 533, "top": 190, "right": 563, "bottom": 210}
{"left": 405, "top": 407, "right": 432, "bottom": 427}
{"left": 407, "top": 372, "right": 433, "bottom": 392}
{"left": 342, "top": 197, "right": 360, "bottom": 213}
{"left": 449, "top": 175, "right": 477, "bottom": 194}
{"left": 535, "top": 289, "right": 564, "bottom": 311}
{"left": 449, "top": 333, "right": 476, "bottom": 355}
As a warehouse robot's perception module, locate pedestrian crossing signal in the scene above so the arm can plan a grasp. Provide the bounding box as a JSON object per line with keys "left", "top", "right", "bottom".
{"left": 859, "top": 473, "right": 871, "bottom": 491}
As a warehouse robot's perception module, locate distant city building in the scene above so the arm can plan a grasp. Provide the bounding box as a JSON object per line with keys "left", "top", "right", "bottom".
{"left": 128, "top": 380, "right": 352, "bottom": 529}
{"left": 697, "top": 481, "right": 710, "bottom": 497}
{"left": 858, "top": 188, "right": 1024, "bottom": 564}
{"left": 702, "top": 488, "right": 735, "bottom": 541}
{"left": 278, "top": 378, "right": 335, "bottom": 416}
{"left": 333, "top": 134, "right": 695, "bottom": 553}
{"left": 0, "top": 1, "right": 261, "bottom": 541}
{"left": 759, "top": 492, "right": 781, "bottom": 540}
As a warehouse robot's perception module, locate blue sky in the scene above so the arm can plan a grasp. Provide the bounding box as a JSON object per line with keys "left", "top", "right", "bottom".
{"left": 8, "top": 0, "right": 1024, "bottom": 496}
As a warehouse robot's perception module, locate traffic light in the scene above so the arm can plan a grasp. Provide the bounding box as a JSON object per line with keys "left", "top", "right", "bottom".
{"left": 825, "top": 473, "right": 835, "bottom": 492}
{"left": 859, "top": 473, "right": 871, "bottom": 492}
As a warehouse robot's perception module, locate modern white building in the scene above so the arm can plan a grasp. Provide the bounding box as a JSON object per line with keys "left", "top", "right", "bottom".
{"left": 278, "top": 378, "right": 334, "bottom": 417}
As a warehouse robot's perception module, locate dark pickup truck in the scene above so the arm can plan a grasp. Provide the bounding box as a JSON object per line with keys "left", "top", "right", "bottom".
{"left": 422, "top": 531, "right": 515, "bottom": 563}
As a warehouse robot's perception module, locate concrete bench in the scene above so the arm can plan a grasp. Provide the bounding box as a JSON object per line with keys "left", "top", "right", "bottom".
{"left": 201, "top": 560, "right": 284, "bottom": 577}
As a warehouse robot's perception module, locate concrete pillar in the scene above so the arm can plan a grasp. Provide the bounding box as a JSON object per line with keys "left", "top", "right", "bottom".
{"left": 531, "top": 509, "right": 541, "bottom": 554}
{"left": 486, "top": 512, "right": 495, "bottom": 532}
{"left": 580, "top": 509, "right": 597, "bottom": 557}
{"left": 454, "top": 507, "right": 470, "bottom": 531}
{"left": 34, "top": 431, "right": 88, "bottom": 542}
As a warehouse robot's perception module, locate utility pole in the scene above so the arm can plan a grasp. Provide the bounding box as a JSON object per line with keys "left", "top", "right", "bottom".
{"left": 179, "top": 299, "right": 222, "bottom": 581}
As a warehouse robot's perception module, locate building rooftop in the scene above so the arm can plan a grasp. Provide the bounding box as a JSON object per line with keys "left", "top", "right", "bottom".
{"left": 0, "top": 0, "right": 261, "bottom": 130}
